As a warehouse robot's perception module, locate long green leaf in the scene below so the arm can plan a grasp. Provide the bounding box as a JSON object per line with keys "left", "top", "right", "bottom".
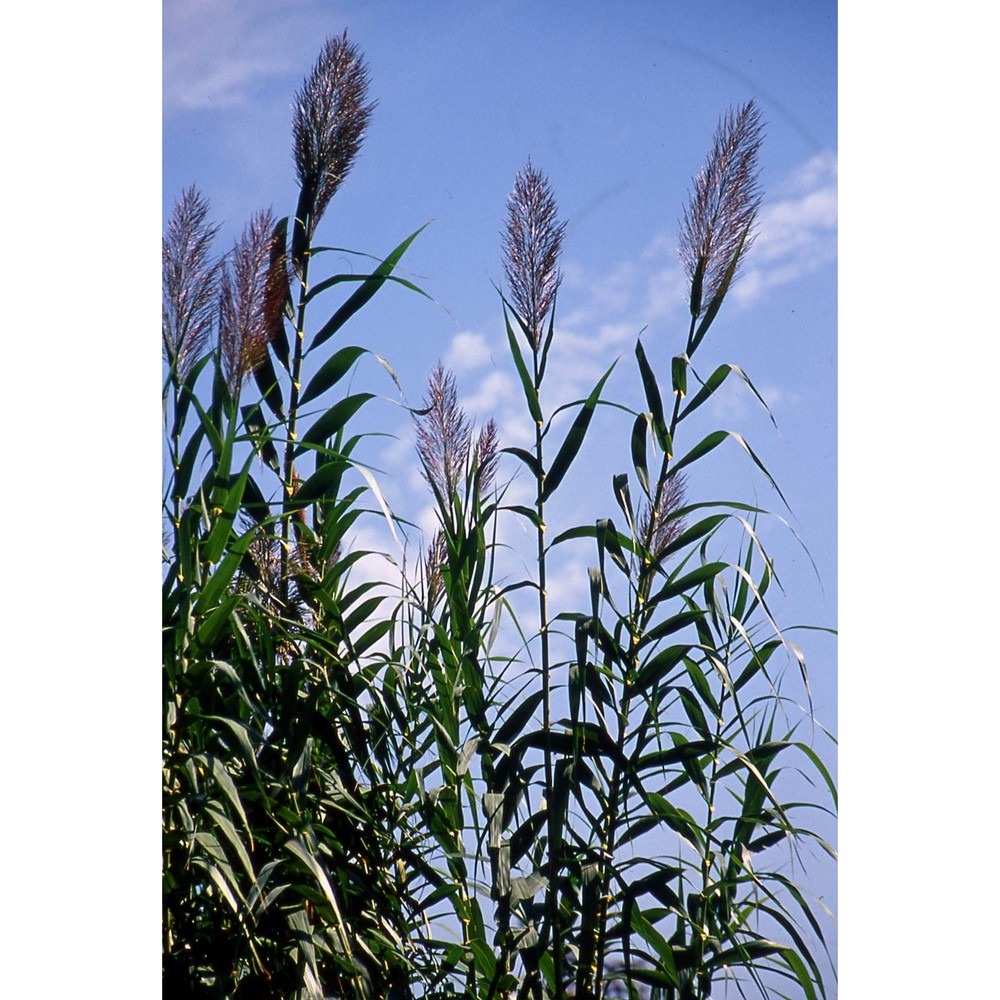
{"left": 193, "top": 526, "right": 256, "bottom": 616}
{"left": 502, "top": 446, "right": 543, "bottom": 479}
{"left": 205, "top": 802, "right": 255, "bottom": 882}
{"left": 679, "top": 362, "right": 777, "bottom": 429}
{"left": 503, "top": 307, "right": 542, "bottom": 423}
{"left": 541, "top": 361, "right": 617, "bottom": 502}
{"left": 495, "top": 689, "right": 545, "bottom": 746}
{"left": 631, "top": 412, "right": 651, "bottom": 494}
{"left": 297, "top": 392, "right": 374, "bottom": 453}
{"left": 293, "top": 459, "right": 349, "bottom": 506}
{"left": 309, "top": 225, "right": 429, "bottom": 352}
{"left": 299, "top": 345, "right": 367, "bottom": 406}
{"left": 636, "top": 643, "right": 693, "bottom": 693}
{"left": 549, "top": 523, "right": 640, "bottom": 557}
{"left": 251, "top": 344, "right": 285, "bottom": 420}
{"left": 207, "top": 754, "right": 252, "bottom": 837}
{"left": 285, "top": 837, "right": 353, "bottom": 957}
{"left": 651, "top": 561, "right": 727, "bottom": 604}
{"left": 351, "top": 462, "right": 402, "bottom": 550}
{"left": 241, "top": 404, "right": 280, "bottom": 475}
{"left": 635, "top": 337, "right": 669, "bottom": 452}
{"left": 202, "top": 454, "right": 255, "bottom": 565}
{"left": 173, "top": 423, "right": 207, "bottom": 503}
{"left": 671, "top": 429, "right": 792, "bottom": 512}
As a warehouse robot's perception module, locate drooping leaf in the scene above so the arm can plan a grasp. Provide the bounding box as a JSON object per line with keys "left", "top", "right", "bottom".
{"left": 284, "top": 837, "right": 352, "bottom": 957}
{"left": 671, "top": 353, "right": 688, "bottom": 398}
{"left": 457, "top": 738, "right": 480, "bottom": 777}
{"left": 292, "top": 459, "right": 350, "bottom": 506}
{"left": 193, "top": 525, "right": 257, "bottom": 615}
{"left": 304, "top": 270, "right": 425, "bottom": 305}
{"left": 679, "top": 361, "right": 777, "bottom": 430}
{"left": 650, "top": 561, "right": 727, "bottom": 604}
{"left": 241, "top": 404, "right": 280, "bottom": 475}
{"left": 549, "top": 523, "right": 640, "bottom": 557}
{"left": 502, "top": 446, "right": 543, "bottom": 479}
{"left": 510, "top": 872, "right": 547, "bottom": 904}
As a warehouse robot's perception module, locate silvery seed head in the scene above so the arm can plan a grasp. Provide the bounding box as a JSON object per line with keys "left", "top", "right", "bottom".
{"left": 292, "top": 32, "right": 375, "bottom": 235}
{"left": 219, "top": 209, "right": 279, "bottom": 395}
{"left": 679, "top": 101, "right": 764, "bottom": 317}
{"left": 502, "top": 159, "right": 566, "bottom": 349}
{"left": 415, "top": 364, "right": 472, "bottom": 504}
{"left": 640, "top": 471, "right": 687, "bottom": 560}
{"left": 162, "top": 187, "right": 221, "bottom": 379}
{"left": 473, "top": 419, "right": 499, "bottom": 496}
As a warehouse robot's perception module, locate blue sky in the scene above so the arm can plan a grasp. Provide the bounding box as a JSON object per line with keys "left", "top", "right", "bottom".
{"left": 163, "top": 0, "right": 838, "bottom": 989}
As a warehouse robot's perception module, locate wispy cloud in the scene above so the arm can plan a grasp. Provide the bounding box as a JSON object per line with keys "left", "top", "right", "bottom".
{"left": 163, "top": 0, "right": 333, "bottom": 112}
{"left": 732, "top": 153, "right": 837, "bottom": 306}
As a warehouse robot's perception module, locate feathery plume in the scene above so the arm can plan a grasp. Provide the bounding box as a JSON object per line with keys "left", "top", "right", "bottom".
{"left": 639, "top": 471, "right": 687, "bottom": 560}
{"left": 292, "top": 32, "right": 375, "bottom": 236}
{"left": 219, "top": 209, "right": 280, "bottom": 395}
{"left": 679, "top": 101, "right": 764, "bottom": 317}
{"left": 473, "top": 419, "right": 500, "bottom": 495}
{"left": 417, "top": 377, "right": 498, "bottom": 605}
{"left": 502, "top": 159, "right": 566, "bottom": 348}
{"left": 162, "top": 187, "right": 221, "bottom": 378}
{"left": 415, "top": 364, "right": 473, "bottom": 504}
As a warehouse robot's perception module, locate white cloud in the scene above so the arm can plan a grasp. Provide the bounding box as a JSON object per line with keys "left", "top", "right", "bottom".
{"left": 415, "top": 503, "right": 440, "bottom": 541}
{"left": 567, "top": 260, "right": 638, "bottom": 313}
{"left": 165, "top": 3, "right": 281, "bottom": 111}
{"left": 782, "top": 151, "right": 838, "bottom": 196}
{"left": 497, "top": 411, "right": 535, "bottom": 451}
{"left": 463, "top": 370, "right": 518, "bottom": 421}
{"left": 445, "top": 331, "right": 494, "bottom": 372}
{"left": 753, "top": 188, "right": 838, "bottom": 264}
{"left": 163, "top": 0, "right": 332, "bottom": 112}
{"left": 731, "top": 154, "right": 838, "bottom": 307}
{"left": 544, "top": 554, "right": 592, "bottom": 610}
{"left": 336, "top": 519, "right": 403, "bottom": 594}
